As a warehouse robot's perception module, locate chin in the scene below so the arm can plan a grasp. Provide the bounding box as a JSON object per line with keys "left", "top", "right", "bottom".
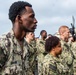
{"left": 29, "top": 30, "right": 34, "bottom": 32}
{"left": 26, "top": 29, "right": 35, "bottom": 32}
{"left": 31, "top": 29, "right": 36, "bottom": 32}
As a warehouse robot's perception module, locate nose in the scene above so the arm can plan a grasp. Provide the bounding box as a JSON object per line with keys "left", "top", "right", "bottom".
{"left": 34, "top": 18, "right": 38, "bottom": 23}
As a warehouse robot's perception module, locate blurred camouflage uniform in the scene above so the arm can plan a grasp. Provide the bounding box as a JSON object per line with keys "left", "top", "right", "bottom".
{"left": 59, "top": 39, "right": 74, "bottom": 75}
{"left": 36, "top": 39, "right": 47, "bottom": 75}
{"left": 43, "top": 54, "right": 69, "bottom": 75}
{"left": 71, "top": 42, "right": 76, "bottom": 75}
{"left": 31, "top": 40, "right": 36, "bottom": 47}
{"left": 0, "top": 30, "right": 33, "bottom": 75}
{"left": 28, "top": 40, "right": 38, "bottom": 75}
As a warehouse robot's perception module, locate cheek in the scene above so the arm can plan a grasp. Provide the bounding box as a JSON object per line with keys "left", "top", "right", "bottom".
{"left": 64, "top": 33, "right": 68, "bottom": 37}
{"left": 57, "top": 48, "right": 62, "bottom": 53}
{"left": 27, "top": 21, "right": 34, "bottom": 28}
{"left": 22, "top": 18, "right": 33, "bottom": 26}
{"left": 63, "top": 33, "right": 66, "bottom": 36}
{"left": 26, "top": 18, "right": 34, "bottom": 24}
{"left": 59, "top": 48, "right": 62, "bottom": 53}
{"left": 23, "top": 21, "right": 30, "bottom": 26}
{"left": 66, "top": 34, "right": 69, "bottom": 38}
{"left": 68, "top": 33, "right": 70, "bottom": 36}
{"left": 60, "top": 48, "right": 62, "bottom": 51}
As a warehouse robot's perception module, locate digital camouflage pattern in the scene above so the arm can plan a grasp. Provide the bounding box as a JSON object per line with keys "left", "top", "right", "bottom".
{"left": 36, "top": 39, "right": 46, "bottom": 54}
{"left": 0, "top": 30, "right": 33, "bottom": 75}
{"left": 28, "top": 40, "right": 37, "bottom": 75}
{"left": 59, "top": 39, "right": 74, "bottom": 75}
{"left": 30, "top": 40, "right": 36, "bottom": 47}
{"left": 42, "top": 53, "right": 69, "bottom": 75}
{"left": 71, "top": 42, "right": 76, "bottom": 75}
{"left": 36, "top": 39, "right": 47, "bottom": 75}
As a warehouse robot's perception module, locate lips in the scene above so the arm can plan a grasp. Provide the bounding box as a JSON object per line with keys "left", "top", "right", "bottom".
{"left": 33, "top": 25, "right": 37, "bottom": 29}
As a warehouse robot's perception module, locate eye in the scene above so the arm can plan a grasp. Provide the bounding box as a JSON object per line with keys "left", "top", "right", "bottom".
{"left": 29, "top": 14, "right": 35, "bottom": 18}
{"left": 30, "top": 33, "right": 33, "bottom": 35}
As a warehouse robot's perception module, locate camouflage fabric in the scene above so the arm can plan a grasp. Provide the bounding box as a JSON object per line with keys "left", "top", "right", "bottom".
{"left": 30, "top": 40, "right": 36, "bottom": 47}
{"left": 36, "top": 39, "right": 45, "bottom": 54}
{"left": 71, "top": 42, "right": 76, "bottom": 75}
{"left": 59, "top": 39, "right": 74, "bottom": 75}
{"left": 36, "top": 39, "right": 47, "bottom": 75}
{"left": 28, "top": 40, "right": 37, "bottom": 75}
{"left": 0, "top": 30, "right": 33, "bottom": 75}
{"left": 42, "top": 54, "right": 69, "bottom": 75}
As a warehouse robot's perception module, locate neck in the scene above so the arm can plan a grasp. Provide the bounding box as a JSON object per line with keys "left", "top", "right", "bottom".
{"left": 50, "top": 51, "right": 56, "bottom": 57}
{"left": 41, "top": 37, "right": 46, "bottom": 40}
{"left": 13, "top": 24, "right": 25, "bottom": 41}
{"left": 25, "top": 38, "right": 31, "bottom": 44}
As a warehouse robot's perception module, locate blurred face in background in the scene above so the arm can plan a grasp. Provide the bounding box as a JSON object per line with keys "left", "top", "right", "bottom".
{"left": 59, "top": 26, "right": 70, "bottom": 42}
{"left": 63, "top": 28, "right": 70, "bottom": 39}
{"left": 54, "top": 41, "right": 62, "bottom": 56}
{"left": 26, "top": 32, "right": 35, "bottom": 41}
{"left": 42, "top": 31, "right": 47, "bottom": 39}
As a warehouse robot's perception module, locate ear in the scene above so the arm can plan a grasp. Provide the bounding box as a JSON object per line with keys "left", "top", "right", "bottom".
{"left": 16, "top": 15, "right": 22, "bottom": 24}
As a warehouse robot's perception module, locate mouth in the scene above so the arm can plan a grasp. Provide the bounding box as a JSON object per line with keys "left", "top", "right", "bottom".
{"left": 32, "top": 25, "right": 37, "bottom": 29}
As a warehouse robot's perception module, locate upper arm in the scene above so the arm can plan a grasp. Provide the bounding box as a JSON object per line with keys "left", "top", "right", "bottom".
{"left": 43, "top": 62, "right": 57, "bottom": 75}
{"left": 0, "top": 39, "right": 8, "bottom": 69}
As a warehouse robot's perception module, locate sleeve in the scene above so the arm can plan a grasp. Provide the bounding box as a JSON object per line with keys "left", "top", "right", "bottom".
{"left": 43, "top": 62, "right": 57, "bottom": 75}
{"left": 60, "top": 43, "right": 73, "bottom": 66}
{"left": 71, "top": 43, "right": 76, "bottom": 59}
{"left": 0, "top": 39, "right": 8, "bottom": 70}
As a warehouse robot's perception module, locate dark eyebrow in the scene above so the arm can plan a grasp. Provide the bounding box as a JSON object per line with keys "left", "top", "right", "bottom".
{"left": 29, "top": 13, "right": 35, "bottom": 18}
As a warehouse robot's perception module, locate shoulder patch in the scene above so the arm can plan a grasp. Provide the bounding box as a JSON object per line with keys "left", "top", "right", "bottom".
{"left": 49, "top": 64, "right": 57, "bottom": 71}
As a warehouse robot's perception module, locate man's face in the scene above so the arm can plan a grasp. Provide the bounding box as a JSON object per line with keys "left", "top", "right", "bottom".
{"left": 27, "top": 32, "right": 35, "bottom": 40}
{"left": 42, "top": 31, "right": 47, "bottom": 38}
{"left": 20, "top": 6, "right": 37, "bottom": 32}
{"left": 63, "top": 28, "right": 70, "bottom": 39}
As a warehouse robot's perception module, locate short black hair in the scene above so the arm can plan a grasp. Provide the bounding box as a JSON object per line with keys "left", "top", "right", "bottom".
{"left": 40, "top": 30, "right": 47, "bottom": 35}
{"left": 9, "top": 1, "right": 32, "bottom": 23}
{"left": 45, "top": 36, "right": 60, "bottom": 52}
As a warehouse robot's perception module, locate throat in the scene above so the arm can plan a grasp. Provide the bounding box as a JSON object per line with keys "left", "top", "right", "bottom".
{"left": 17, "top": 39, "right": 24, "bottom": 49}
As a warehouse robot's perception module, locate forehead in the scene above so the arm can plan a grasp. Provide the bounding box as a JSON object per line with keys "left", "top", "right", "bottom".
{"left": 43, "top": 31, "right": 47, "bottom": 34}
{"left": 29, "top": 32, "right": 34, "bottom": 34}
{"left": 65, "top": 28, "right": 70, "bottom": 32}
{"left": 27, "top": 32, "right": 34, "bottom": 35}
{"left": 24, "top": 6, "right": 35, "bottom": 15}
